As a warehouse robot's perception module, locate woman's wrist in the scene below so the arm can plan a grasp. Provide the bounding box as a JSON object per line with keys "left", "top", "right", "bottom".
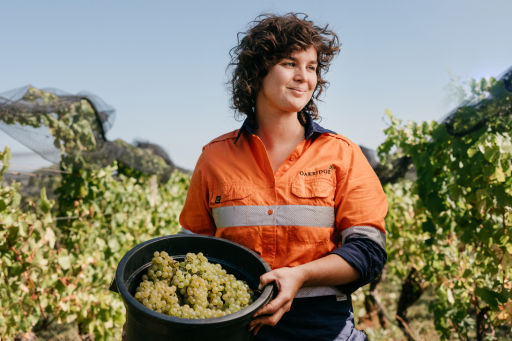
{"left": 293, "top": 264, "right": 311, "bottom": 288}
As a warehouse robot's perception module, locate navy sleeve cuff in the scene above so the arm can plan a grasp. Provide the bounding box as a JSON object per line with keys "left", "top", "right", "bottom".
{"left": 330, "top": 237, "right": 387, "bottom": 295}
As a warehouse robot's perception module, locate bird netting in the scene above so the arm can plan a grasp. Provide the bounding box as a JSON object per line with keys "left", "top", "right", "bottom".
{"left": 0, "top": 86, "right": 177, "bottom": 181}
{"left": 373, "top": 65, "right": 512, "bottom": 185}
{"left": 442, "top": 65, "right": 512, "bottom": 137}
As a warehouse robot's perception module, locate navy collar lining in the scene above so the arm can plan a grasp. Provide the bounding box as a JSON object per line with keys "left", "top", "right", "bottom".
{"left": 234, "top": 113, "right": 336, "bottom": 144}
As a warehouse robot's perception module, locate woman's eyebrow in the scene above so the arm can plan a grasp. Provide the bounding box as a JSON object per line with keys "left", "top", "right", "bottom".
{"left": 284, "top": 56, "right": 318, "bottom": 64}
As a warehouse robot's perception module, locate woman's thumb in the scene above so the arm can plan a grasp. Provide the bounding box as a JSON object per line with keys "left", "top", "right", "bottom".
{"left": 258, "top": 272, "right": 275, "bottom": 290}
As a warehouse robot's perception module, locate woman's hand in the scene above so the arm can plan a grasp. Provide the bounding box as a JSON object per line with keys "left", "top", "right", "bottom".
{"left": 248, "top": 266, "right": 305, "bottom": 335}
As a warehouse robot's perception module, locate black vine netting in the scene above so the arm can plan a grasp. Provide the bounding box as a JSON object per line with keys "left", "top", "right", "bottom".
{"left": 0, "top": 86, "right": 181, "bottom": 181}
{"left": 441, "top": 65, "right": 512, "bottom": 137}
{"left": 372, "top": 65, "right": 512, "bottom": 185}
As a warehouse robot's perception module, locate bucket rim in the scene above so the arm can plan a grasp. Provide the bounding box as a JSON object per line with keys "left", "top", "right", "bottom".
{"left": 115, "top": 234, "right": 273, "bottom": 327}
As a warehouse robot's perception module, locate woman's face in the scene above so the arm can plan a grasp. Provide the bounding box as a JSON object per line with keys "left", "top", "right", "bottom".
{"left": 258, "top": 46, "right": 318, "bottom": 114}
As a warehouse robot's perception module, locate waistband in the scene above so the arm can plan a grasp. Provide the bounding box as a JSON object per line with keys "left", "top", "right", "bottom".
{"left": 295, "top": 286, "right": 347, "bottom": 301}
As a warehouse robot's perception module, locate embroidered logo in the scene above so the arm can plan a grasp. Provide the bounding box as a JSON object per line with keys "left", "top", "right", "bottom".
{"left": 299, "top": 165, "right": 336, "bottom": 177}
{"left": 215, "top": 196, "right": 221, "bottom": 203}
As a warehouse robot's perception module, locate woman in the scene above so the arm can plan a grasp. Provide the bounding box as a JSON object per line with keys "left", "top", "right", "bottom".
{"left": 180, "top": 13, "right": 387, "bottom": 341}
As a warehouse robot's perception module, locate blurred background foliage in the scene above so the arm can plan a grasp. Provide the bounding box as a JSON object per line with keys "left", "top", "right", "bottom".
{"left": 0, "top": 77, "right": 511, "bottom": 340}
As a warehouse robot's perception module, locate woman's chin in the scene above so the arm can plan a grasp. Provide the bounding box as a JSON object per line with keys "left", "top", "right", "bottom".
{"left": 278, "top": 102, "right": 308, "bottom": 114}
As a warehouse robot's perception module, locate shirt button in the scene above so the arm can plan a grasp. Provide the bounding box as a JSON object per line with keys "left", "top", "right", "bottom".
{"left": 290, "top": 156, "right": 296, "bottom": 161}
{"left": 268, "top": 209, "right": 273, "bottom": 215}
{"left": 269, "top": 183, "right": 274, "bottom": 188}
{"left": 266, "top": 245, "right": 272, "bottom": 251}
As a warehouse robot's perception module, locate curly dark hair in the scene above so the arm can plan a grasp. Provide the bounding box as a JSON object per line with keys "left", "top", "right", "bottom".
{"left": 228, "top": 13, "right": 341, "bottom": 128}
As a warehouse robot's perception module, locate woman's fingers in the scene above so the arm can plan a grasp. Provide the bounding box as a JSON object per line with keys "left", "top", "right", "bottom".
{"left": 249, "top": 267, "right": 303, "bottom": 335}
{"left": 253, "top": 323, "right": 264, "bottom": 335}
{"left": 252, "top": 290, "right": 291, "bottom": 317}
{"left": 248, "top": 301, "right": 292, "bottom": 335}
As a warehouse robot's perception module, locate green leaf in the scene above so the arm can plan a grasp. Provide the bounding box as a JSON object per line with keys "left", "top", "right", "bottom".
{"left": 467, "top": 146, "right": 479, "bottom": 158}
{"left": 40, "top": 187, "right": 51, "bottom": 213}
{"left": 462, "top": 269, "right": 472, "bottom": 278}
{"left": 79, "top": 184, "right": 88, "bottom": 197}
{"left": 474, "top": 287, "right": 507, "bottom": 309}
{"left": 422, "top": 219, "right": 436, "bottom": 233}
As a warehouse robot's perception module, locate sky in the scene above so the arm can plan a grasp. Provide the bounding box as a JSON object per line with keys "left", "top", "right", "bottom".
{"left": 1, "top": 0, "right": 511, "bottom": 171}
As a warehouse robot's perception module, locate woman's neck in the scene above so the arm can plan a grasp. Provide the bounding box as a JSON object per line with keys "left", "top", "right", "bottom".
{"left": 254, "top": 109, "right": 305, "bottom": 173}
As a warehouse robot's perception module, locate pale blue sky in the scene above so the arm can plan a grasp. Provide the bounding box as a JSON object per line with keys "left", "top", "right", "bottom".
{"left": 1, "top": 0, "right": 511, "bottom": 170}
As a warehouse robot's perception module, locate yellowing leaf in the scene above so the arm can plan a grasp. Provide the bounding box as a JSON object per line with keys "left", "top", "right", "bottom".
{"left": 495, "top": 166, "right": 506, "bottom": 182}
{"left": 108, "top": 238, "right": 120, "bottom": 252}
{"left": 66, "top": 314, "right": 77, "bottom": 324}
{"left": 96, "top": 237, "right": 106, "bottom": 250}
{"left": 502, "top": 251, "right": 511, "bottom": 270}
{"left": 44, "top": 227, "right": 56, "bottom": 249}
{"left": 19, "top": 284, "right": 29, "bottom": 294}
{"left": 447, "top": 288, "right": 455, "bottom": 304}
{"left": 58, "top": 255, "right": 71, "bottom": 270}
{"left": 492, "top": 244, "right": 503, "bottom": 259}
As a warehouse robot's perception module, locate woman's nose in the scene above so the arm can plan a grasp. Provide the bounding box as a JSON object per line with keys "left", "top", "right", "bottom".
{"left": 293, "top": 67, "right": 308, "bottom": 83}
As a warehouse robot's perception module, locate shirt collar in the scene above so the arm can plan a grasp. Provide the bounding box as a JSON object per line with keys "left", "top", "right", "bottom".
{"left": 234, "top": 113, "right": 337, "bottom": 144}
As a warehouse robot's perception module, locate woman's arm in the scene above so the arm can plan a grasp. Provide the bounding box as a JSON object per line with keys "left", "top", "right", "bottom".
{"left": 248, "top": 254, "right": 359, "bottom": 335}
{"left": 249, "top": 237, "right": 387, "bottom": 335}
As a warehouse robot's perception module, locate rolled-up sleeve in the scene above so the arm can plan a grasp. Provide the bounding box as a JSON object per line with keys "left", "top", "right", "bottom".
{"left": 331, "top": 238, "right": 387, "bottom": 294}
{"left": 331, "top": 142, "right": 388, "bottom": 293}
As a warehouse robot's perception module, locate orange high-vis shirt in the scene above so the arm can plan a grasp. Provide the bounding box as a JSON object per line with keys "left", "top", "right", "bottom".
{"left": 179, "top": 122, "right": 387, "bottom": 270}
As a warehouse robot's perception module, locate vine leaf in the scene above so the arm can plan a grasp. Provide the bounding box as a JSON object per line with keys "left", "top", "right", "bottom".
{"left": 474, "top": 287, "right": 507, "bottom": 309}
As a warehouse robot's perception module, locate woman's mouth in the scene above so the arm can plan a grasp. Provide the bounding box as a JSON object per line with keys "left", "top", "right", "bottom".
{"left": 288, "top": 87, "right": 306, "bottom": 95}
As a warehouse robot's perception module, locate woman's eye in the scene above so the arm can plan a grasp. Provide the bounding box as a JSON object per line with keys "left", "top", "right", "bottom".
{"left": 308, "top": 66, "right": 316, "bottom": 71}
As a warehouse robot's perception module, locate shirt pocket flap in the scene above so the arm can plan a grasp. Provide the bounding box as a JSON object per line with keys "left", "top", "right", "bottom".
{"left": 210, "top": 182, "right": 253, "bottom": 204}
{"left": 291, "top": 178, "right": 335, "bottom": 198}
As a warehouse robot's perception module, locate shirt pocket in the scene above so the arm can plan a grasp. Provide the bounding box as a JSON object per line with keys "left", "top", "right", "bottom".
{"left": 209, "top": 181, "right": 253, "bottom": 207}
{"left": 291, "top": 177, "right": 335, "bottom": 202}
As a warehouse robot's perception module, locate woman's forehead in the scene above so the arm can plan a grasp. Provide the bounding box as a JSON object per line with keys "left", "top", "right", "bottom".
{"left": 284, "top": 47, "right": 318, "bottom": 62}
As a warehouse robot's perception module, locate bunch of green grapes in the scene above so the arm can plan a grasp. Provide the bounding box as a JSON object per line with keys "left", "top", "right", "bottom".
{"left": 133, "top": 251, "right": 255, "bottom": 319}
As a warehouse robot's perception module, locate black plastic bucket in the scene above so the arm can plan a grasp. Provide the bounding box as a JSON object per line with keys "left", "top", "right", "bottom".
{"left": 111, "top": 235, "right": 274, "bottom": 341}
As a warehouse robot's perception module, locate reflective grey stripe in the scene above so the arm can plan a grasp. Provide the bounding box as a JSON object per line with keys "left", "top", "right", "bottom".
{"left": 339, "top": 226, "right": 386, "bottom": 250}
{"left": 212, "top": 205, "right": 335, "bottom": 228}
{"left": 295, "top": 286, "right": 346, "bottom": 300}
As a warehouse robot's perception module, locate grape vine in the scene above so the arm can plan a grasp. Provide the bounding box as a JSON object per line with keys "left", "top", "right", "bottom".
{"left": 379, "top": 77, "right": 512, "bottom": 339}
